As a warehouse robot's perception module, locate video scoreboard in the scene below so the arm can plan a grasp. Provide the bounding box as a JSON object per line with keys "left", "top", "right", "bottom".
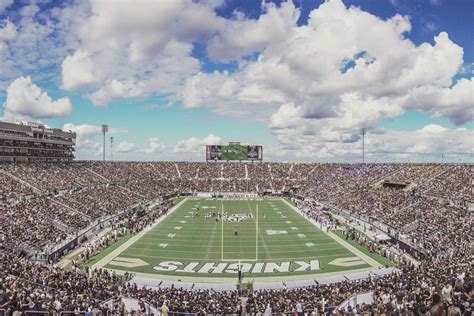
{"left": 206, "top": 143, "right": 263, "bottom": 161}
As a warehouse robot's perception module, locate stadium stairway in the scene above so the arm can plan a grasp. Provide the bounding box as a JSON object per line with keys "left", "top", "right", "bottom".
{"left": 370, "top": 179, "right": 385, "bottom": 189}
{"left": 419, "top": 165, "right": 456, "bottom": 194}
{"left": 118, "top": 184, "right": 147, "bottom": 199}
{"left": 337, "top": 292, "right": 375, "bottom": 312}
{"left": 121, "top": 298, "right": 142, "bottom": 315}
{"left": 49, "top": 197, "right": 92, "bottom": 220}
{"left": 174, "top": 163, "right": 181, "bottom": 178}
{"left": 87, "top": 168, "right": 110, "bottom": 182}
{"left": 288, "top": 163, "right": 294, "bottom": 177}
{"left": 50, "top": 217, "right": 73, "bottom": 233}
{"left": 1, "top": 170, "right": 42, "bottom": 194}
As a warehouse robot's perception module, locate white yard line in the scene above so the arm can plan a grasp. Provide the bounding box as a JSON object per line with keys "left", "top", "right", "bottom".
{"left": 247, "top": 200, "right": 272, "bottom": 260}
{"left": 204, "top": 220, "right": 218, "bottom": 260}
{"left": 122, "top": 252, "right": 353, "bottom": 261}
{"left": 92, "top": 198, "right": 189, "bottom": 270}
{"left": 125, "top": 245, "right": 348, "bottom": 254}
{"left": 281, "top": 199, "right": 381, "bottom": 268}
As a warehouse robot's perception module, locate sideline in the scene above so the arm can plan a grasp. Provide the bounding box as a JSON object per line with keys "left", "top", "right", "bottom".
{"left": 92, "top": 198, "right": 189, "bottom": 270}
{"left": 281, "top": 199, "right": 381, "bottom": 269}
{"left": 59, "top": 227, "right": 113, "bottom": 269}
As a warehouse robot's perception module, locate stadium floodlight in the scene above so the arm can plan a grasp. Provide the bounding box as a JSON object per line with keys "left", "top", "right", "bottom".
{"left": 360, "top": 128, "right": 366, "bottom": 163}
{"left": 110, "top": 137, "right": 114, "bottom": 162}
{"left": 102, "top": 125, "right": 108, "bottom": 161}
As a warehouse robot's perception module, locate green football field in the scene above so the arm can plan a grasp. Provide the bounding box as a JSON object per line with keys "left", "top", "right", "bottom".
{"left": 100, "top": 198, "right": 384, "bottom": 278}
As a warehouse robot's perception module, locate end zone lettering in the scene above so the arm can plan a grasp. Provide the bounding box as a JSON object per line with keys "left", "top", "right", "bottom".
{"left": 153, "top": 260, "right": 320, "bottom": 274}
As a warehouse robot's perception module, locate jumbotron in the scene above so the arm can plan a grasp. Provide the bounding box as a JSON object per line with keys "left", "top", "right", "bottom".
{"left": 0, "top": 122, "right": 472, "bottom": 315}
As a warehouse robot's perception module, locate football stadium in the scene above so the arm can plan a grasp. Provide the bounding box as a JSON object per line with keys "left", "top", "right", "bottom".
{"left": 0, "top": 0, "right": 473, "bottom": 315}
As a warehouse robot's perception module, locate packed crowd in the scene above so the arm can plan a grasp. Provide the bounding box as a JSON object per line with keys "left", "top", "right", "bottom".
{"left": 0, "top": 161, "right": 472, "bottom": 314}
{"left": 0, "top": 162, "right": 471, "bottom": 253}
{"left": 0, "top": 238, "right": 471, "bottom": 315}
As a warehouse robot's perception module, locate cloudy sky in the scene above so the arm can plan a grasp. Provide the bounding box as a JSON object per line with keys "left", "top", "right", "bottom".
{"left": 0, "top": 0, "right": 472, "bottom": 162}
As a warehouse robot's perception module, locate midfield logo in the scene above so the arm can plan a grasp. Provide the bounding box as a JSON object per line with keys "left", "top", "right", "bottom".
{"left": 225, "top": 213, "right": 253, "bottom": 222}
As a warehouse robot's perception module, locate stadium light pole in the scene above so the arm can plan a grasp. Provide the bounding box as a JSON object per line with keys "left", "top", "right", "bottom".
{"left": 110, "top": 137, "right": 114, "bottom": 162}
{"left": 360, "top": 128, "right": 366, "bottom": 163}
{"left": 101, "top": 124, "right": 108, "bottom": 162}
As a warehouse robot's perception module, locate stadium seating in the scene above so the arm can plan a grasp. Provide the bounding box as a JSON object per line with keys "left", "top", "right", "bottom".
{"left": 0, "top": 162, "right": 472, "bottom": 314}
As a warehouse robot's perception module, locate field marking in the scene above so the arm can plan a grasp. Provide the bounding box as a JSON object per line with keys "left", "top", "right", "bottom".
{"left": 123, "top": 245, "right": 348, "bottom": 255}
{"left": 249, "top": 200, "right": 272, "bottom": 261}
{"left": 136, "top": 235, "right": 336, "bottom": 243}
{"left": 221, "top": 201, "right": 259, "bottom": 262}
{"left": 131, "top": 240, "right": 342, "bottom": 249}
{"left": 256, "top": 203, "right": 258, "bottom": 260}
{"left": 142, "top": 225, "right": 324, "bottom": 234}
{"left": 142, "top": 232, "right": 334, "bottom": 239}
{"left": 266, "top": 229, "right": 288, "bottom": 235}
{"left": 109, "top": 257, "right": 148, "bottom": 268}
{"left": 205, "top": 219, "right": 218, "bottom": 260}
{"left": 281, "top": 199, "right": 380, "bottom": 269}
{"left": 329, "top": 257, "right": 366, "bottom": 267}
{"left": 92, "top": 198, "right": 189, "bottom": 270}
{"left": 221, "top": 203, "right": 223, "bottom": 261}
{"left": 115, "top": 252, "right": 354, "bottom": 261}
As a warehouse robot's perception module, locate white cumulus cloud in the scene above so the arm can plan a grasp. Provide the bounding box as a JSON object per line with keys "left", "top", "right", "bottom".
{"left": 4, "top": 76, "right": 72, "bottom": 119}
{"left": 207, "top": 1, "right": 299, "bottom": 61}
{"left": 140, "top": 137, "right": 165, "bottom": 154}
{"left": 179, "top": 0, "right": 471, "bottom": 147}
{"left": 61, "top": 50, "right": 101, "bottom": 91}
{"left": 116, "top": 141, "right": 136, "bottom": 153}
{"left": 60, "top": 0, "right": 224, "bottom": 106}
{"left": 174, "top": 134, "right": 222, "bottom": 155}
{"left": 0, "top": 0, "right": 13, "bottom": 12}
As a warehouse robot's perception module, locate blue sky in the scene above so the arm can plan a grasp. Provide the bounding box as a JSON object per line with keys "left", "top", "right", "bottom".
{"left": 0, "top": 0, "right": 472, "bottom": 162}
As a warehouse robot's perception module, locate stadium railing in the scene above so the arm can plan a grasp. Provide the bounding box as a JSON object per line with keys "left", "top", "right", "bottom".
{"left": 60, "top": 312, "right": 86, "bottom": 315}
{"left": 336, "top": 291, "right": 375, "bottom": 312}
{"left": 25, "top": 311, "right": 50, "bottom": 315}
{"left": 46, "top": 199, "right": 147, "bottom": 261}
{"left": 316, "top": 200, "right": 427, "bottom": 257}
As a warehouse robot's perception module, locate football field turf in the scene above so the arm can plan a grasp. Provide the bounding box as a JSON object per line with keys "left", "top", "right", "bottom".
{"left": 101, "top": 198, "right": 383, "bottom": 278}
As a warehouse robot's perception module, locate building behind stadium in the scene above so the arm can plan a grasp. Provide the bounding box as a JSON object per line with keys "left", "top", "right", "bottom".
{"left": 0, "top": 121, "right": 76, "bottom": 162}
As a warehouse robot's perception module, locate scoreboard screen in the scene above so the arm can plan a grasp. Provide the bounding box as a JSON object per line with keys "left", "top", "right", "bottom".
{"left": 206, "top": 145, "right": 263, "bottom": 161}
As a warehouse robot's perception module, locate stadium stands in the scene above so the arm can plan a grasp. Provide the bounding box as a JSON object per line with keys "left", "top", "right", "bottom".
{"left": 0, "top": 162, "right": 472, "bottom": 314}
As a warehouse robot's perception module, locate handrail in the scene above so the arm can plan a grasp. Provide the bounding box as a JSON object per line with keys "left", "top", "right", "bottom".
{"left": 336, "top": 291, "right": 375, "bottom": 312}
{"left": 60, "top": 312, "right": 86, "bottom": 315}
